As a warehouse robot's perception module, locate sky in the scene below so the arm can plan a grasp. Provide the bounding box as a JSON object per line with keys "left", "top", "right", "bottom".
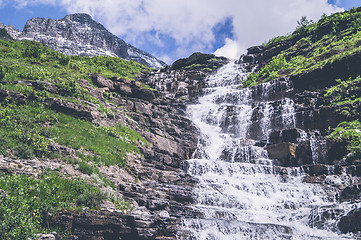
{"left": 0, "top": 1, "right": 360, "bottom": 64}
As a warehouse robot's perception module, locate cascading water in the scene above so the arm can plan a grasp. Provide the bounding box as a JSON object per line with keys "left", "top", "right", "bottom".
{"left": 180, "top": 61, "right": 357, "bottom": 239}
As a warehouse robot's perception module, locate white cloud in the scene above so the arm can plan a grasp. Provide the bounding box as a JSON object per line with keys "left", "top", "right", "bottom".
{"left": 214, "top": 38, "right": 243, "bottom": 59}
{"left": 55, "top": 0, "right": 343, "bottom": 60}
{"left": 1, "top": 0, "right": 344, "bottom": 61}
{"left": 157, "top": 54, "right": 172, "bottom": 65}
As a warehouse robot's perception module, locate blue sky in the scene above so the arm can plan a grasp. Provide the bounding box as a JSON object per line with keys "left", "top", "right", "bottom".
{"left": 0, "top": 0, "right": 360, "bottom": 63}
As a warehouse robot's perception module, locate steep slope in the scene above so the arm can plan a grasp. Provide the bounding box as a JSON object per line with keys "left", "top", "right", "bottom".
{"left": 0, "top": 13, "right": 166, "bottom": 69}
{"left": 0, "top": 39, "right": 201, "bottom": 239}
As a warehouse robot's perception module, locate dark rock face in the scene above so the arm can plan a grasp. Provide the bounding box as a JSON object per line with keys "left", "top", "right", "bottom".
{"left": 291, "top": 53, "right": 361, "bottom": 91}
{"left": 49, "top": 211, "right": 179, "bottom": 240}
{"left": 170, "top": 52, "right": 228, "bottom": 71}
{"left": 338, "top": 208, "right": 361, "bottom": 233}
{"left": 1, "top": 14, "right": 165, "bottom": 69}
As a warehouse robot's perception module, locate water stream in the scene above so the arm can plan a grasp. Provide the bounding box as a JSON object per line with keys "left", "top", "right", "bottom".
{"left": 180, "top": 61, "right": 357, "bottom": 239}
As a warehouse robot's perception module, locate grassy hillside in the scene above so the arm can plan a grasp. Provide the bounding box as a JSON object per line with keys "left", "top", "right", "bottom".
{"left": 242, "top": 7, "right": 361, "bottom": 87}
{"left": 0, "top": 39, "right": 150, "bottom": 239}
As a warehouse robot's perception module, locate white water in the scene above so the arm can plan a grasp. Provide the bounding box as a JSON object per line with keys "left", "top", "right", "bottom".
{"left": 180, "top": 62, "right": 357, "bottom": 240}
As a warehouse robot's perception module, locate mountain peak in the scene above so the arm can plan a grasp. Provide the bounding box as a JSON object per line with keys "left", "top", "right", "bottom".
{"left": 64, "top": 13, "right": 93, "bottom": 22}
{"left": 3, "top": 14, "right": 166, "bottom": 69}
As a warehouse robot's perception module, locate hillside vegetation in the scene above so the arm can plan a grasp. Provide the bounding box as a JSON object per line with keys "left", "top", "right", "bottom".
{"left": 242, "top": 7, "right": 361, "bottom": 87}
{"left": 0, "top": 39, "right": 150, "bottom": 238}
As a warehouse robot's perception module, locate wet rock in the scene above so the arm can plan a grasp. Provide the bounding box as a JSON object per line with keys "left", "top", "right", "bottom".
{"left": 338, "top": 208, "right": 361, "bottom": 233}
{"left": 326, "top": 139, "right": 348, "bottom": 165}
{"left": 295, "top": 141, "right": 313, "bottom": 166}
{"left": 309, "top": 205, "right": 345, "bottom": 231}
{"left": 303, "top": 175, "right": 326, "bottom": 184}
{"left": 269, "top": 128, "right": 304, "bottom": 144}
{"left": 303, "top": 164, "right": 329, "bottom": 176}
{"left": 266, "top": 142, "right": 297, "bottom": 166}
{"left": 339, "top": 185, "right": 361, "bottom": 202}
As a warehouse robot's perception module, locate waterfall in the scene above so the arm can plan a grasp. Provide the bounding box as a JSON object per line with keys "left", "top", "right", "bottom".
{"left": 180, "top": 62, "right": 357, "bottom": 239}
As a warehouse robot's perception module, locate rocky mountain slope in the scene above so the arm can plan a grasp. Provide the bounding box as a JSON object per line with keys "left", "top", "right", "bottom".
{"left": 0, "top": 13, "right": 166, "bottom": 69}
{"left": 0, "top": 6, "right": 361, "bottom": 240}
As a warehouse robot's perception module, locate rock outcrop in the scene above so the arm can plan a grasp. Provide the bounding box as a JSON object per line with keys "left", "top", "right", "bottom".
{"left": 140, "top": 53, "right": 229, "bottom": 102}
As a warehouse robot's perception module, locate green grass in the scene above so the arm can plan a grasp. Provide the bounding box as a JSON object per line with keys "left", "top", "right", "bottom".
{"left": 324, "top": 76, "right": 361, "bottom": 105}
{"left": 0, "top": 39, "right": 149, "bottom": 163}
{"left": 242, "top": 54, "right": 287, "bottom": 87}
{"left": 0, "top": 102, "right": 147, "bottom": 166}
{"left": 243, "top": 7, "right": 361, "bottom": 87}
{"left": 0, "top": 172, "right": 105, "bottom": 240}
{"left": 0, "top": 39, "right": 149, "bottom": 83}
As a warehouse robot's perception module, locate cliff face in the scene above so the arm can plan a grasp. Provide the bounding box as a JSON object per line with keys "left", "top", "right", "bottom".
{"left": 1, "top": 13, "right": 166, "bottom": 69}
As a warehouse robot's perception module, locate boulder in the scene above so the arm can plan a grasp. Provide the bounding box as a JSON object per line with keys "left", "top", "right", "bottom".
{"left": 131, "top": 87, "right": 156, "bottom": 101}
{"left": 0, "top": 89, "right": 26, "bottom": 104}
{"left": 339, "top": 185, "right": 361, "bottom": 202}
{"left": 91, "top": 74, "right": 115, "bottom": 90}
{"left": 114, "top": 82, "right": 132, "bottom": 96}
{"left": 338, "top": 208, "right": 361, "bottom": 233}
{"left": 44, "top": 98, "right": 102, "bottom": 121}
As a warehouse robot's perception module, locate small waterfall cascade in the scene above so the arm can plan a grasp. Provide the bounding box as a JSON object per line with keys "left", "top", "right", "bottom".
{"left": 180, "top": 62, "right": 358, "bottom": 239}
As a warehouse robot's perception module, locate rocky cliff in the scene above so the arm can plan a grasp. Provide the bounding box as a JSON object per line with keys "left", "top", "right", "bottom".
{"left": 0, "top": 13, "right": 165, "bottom": 69}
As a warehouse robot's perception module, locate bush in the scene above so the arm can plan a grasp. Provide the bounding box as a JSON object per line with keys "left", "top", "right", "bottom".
{"left": 23, "top": 42, "right": 42, "bottom": 59}
{"left": 329, "top": 120, "right": 361, "bottom": 161}
{"left": 0, "top": 66, "right": 5, "bottom": 80}
{"left": 242, "top": 54, "right": 287, "bottom": 87}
